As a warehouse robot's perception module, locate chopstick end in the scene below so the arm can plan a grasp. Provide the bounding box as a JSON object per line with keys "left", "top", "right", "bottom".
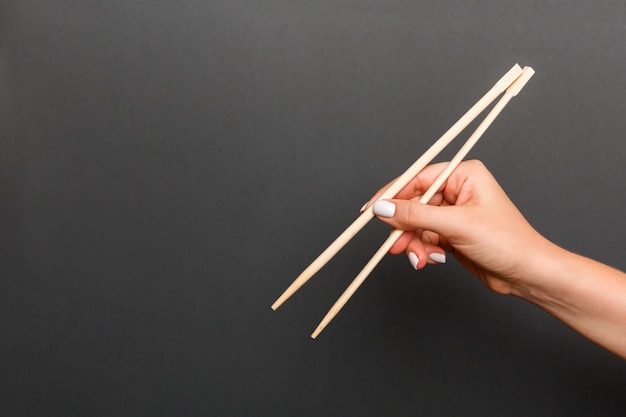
{"left": 508, "top": 66, "right": 535, "bottom": 96}
{"left": 495, "top": 64, "right": 523, "bottom": 92}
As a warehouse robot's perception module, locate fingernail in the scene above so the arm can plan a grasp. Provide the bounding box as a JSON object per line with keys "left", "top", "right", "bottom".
{"left": 373, "top": 200, "right": 395, "bottom": 218}
{"left": 408, "top": 252, "right": 419, "bottom": 270}
{"left": 359, "top": 202, "right": 368, "bottom": 213}
{"left": 429, "top": 253, "right": 446, "bottom": 264}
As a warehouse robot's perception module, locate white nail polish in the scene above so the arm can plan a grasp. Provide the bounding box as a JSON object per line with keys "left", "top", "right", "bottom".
{"left": 360, "top": 202, "right": 368, "bottom": 213}
{"left": 429, "top": 253, "right": 446, "bottom": 264}
{"left": 408, "top": 252, "right": 419, "bottom": 270}
{"left": 373, "top": 200, "right": 396, "bottom": 218}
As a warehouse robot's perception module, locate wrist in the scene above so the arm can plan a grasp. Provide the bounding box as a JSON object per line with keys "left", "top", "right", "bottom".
{"left": 507, "top": 237, "right": 573, "bottom": 309}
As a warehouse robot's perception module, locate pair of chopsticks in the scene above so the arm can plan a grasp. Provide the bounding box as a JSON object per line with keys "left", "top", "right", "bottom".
{"left": 272, "top": 64, "right": 535, "bottom": 338}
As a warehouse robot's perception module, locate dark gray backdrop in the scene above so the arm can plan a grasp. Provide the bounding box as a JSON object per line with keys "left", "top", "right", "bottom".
{"left": 1, "top": 1, "right": 625, "bottom": 416}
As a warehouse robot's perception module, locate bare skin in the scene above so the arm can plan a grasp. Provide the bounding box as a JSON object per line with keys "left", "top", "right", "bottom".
{"left": 367, "top": 160, "right": 626, "bottom": 359}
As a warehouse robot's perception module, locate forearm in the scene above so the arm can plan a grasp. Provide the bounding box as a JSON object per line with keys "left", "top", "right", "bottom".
{"left": 514, "top": 242, "right": 626, "bottom": 359}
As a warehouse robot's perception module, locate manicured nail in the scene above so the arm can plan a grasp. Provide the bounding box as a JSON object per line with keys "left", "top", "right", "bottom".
{"left": 429, "top": 253, "right": 446, "bottom": 264}
{"left": 373, "top": 200, "right": 395, "bottom": 218}
{"left": 360, "top": 202, "right": 368, "bottom": 213}
{"left": 408, "top": 252, "right": 419, "bottom": 270}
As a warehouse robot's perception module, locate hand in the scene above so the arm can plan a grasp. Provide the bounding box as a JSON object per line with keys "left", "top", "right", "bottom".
{"left": 367, "top": 160, "right": 552, "bottom": 295}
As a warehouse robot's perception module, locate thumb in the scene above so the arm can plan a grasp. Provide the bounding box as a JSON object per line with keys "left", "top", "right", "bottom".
{"left": 372, "top": 199, "right": 463, "bottom": 238}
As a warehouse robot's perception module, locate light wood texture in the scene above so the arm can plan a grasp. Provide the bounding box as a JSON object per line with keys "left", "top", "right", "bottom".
{"left": 271, "top": 64, "right": 523, "bottom": 311}
{"left": 311, "top": 67, "right": 535, "bottom": 338}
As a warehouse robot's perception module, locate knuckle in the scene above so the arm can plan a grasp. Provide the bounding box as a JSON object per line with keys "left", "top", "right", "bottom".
{"left": 401, "top": 202, "right": 421, "bottom": 229}
{"left": 466, "top": 159, "right": 485, "bottom": 170}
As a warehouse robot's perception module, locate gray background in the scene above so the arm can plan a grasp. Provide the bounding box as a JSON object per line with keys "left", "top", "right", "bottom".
{"left": 1, "top": 1, "right": 626, "bottom": 416}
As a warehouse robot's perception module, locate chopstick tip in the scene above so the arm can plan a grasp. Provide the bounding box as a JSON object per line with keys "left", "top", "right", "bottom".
{"left": 311, "top": 320, "right": 328, "bottom": 338}
{"left": 272, "top": 289, "right": 295, "bottom": 310}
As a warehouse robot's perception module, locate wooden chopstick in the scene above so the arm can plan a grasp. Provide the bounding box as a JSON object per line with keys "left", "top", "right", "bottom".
{"left": 271, "top": 64, "right": 524, "bottom": 311}
{"left": 310, "top": 67, "right": 535, "bottom": 338}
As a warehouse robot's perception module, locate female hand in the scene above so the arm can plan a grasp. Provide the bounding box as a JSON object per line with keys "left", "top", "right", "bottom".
{"left": 366, "top": 160, "right": 552, "bottom": 295}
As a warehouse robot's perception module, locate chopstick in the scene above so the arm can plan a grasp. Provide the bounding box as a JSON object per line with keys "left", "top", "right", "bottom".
{"left": 310, "top": 67, "right": 535, "bottom": 338}
{"left": 271, "top": 64, "right": 524, "bottom": 311}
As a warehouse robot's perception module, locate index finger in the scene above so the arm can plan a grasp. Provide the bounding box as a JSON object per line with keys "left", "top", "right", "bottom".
{"left": 362, "top": 161, "right": 450, "bottom": 210}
